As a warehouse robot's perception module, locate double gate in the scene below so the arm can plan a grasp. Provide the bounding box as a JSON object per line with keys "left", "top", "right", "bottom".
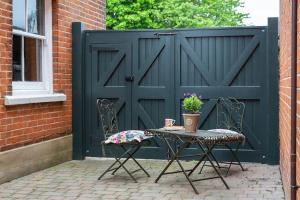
{"left": 72, "top": 18, "right": 279, "bottom": 164}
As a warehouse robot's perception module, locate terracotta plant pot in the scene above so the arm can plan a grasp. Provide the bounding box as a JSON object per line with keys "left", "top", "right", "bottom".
{"left": 183, "top": 113, "right": 200, "bottom": 133}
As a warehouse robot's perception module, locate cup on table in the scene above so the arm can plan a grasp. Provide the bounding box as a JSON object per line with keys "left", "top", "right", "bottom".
{"left": 165, "top": 118, "right": 175, "bottom": 127}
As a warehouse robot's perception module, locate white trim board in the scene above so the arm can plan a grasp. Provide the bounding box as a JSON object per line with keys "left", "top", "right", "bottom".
{"left": 4, "top": 93, "right": 66, "bottom": 106}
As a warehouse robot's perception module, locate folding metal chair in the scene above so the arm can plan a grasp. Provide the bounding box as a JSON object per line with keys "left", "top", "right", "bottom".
{"left": 199, "top": 97, "right": 246, "bottom": 176}
{"left": 96, "top": 99, "right": 151, "bottom": 182}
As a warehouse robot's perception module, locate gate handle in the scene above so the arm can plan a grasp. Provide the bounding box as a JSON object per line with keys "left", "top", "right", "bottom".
{"left": 125, "top": 76, "right": 134, "bottom": 82}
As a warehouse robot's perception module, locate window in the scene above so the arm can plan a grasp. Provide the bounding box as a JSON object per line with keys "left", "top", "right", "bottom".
{"left": 6, "top": 0, "right": 65, "bottom": 105}
{"left": 12, "top": 0, "right": 52, "bottom": 95}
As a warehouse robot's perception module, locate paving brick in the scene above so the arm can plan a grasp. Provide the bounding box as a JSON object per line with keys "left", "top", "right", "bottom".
{"left": 0, "top": 160, "right": 285, "bottom": 200}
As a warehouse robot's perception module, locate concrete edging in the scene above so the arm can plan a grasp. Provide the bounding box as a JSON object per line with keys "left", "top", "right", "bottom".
{"left": 0, "top": 135, "right": 72, "bottom": 184}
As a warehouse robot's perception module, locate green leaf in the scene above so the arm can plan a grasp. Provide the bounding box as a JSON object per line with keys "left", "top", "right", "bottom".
{"left": 183, "top": 96, "right": 203, "bottom": 113}
{"left": 106, "top": 0, "right": 249, "bottom": 30}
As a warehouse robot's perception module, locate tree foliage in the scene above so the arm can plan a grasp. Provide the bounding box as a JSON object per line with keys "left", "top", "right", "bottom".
{"left": 106, "top": 0, "right": 248, "bottom": 30}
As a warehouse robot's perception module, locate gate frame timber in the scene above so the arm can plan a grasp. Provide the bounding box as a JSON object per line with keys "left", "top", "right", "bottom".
{"left": 72, "top": 22, "right": 86, "bottom": 160}
{"left": 265, "top": 18, "right": 279, "bottom": 164}
{"left": 72, "top": 18, "right": 279, "bottom": 164}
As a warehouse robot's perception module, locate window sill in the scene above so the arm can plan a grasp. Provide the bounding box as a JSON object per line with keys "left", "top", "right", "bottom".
{"left": 4, "top": 93, "right": 66, "bottom": 106}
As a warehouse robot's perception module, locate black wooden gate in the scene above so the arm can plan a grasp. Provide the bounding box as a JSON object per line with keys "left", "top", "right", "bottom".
{"left": 72, "top": 18, "right": 279, "bottom": 164}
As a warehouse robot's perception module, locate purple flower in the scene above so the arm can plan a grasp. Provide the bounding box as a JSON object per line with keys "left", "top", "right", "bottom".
{"left": 184, "top": 93, "right": 191, "bottom": 98}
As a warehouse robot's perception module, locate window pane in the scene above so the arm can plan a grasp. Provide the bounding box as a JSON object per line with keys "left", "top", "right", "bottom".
{"left": 13, "top": 0, "right": 26, "bottom": 31}
{"left": 27, "top": 0, "right": 44, "bottom": 34}
{"left": 24, "top": 37, "right": 42, "bottom": 81}
{"left": 12, "top": 35, "right": 22, "bottom": 81}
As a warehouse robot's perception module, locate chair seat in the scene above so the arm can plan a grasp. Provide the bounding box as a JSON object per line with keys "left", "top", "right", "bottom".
{"left": 208, "top": 129, "right": 240, "bottom": 135}
{"left": 104, "top": 130, "right": 151, "bottom": 144}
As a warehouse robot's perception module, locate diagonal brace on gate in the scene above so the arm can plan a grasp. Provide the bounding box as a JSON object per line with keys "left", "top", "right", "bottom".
{"left": 178, "top": 33, "right": 260, "bottom": 129}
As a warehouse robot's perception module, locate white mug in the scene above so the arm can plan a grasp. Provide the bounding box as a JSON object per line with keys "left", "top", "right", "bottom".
{"left": 165, "top": 118, "right": 175, "bottom": 127}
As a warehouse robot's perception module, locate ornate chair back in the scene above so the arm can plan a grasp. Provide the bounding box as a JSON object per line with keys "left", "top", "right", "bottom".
{"left": 96, "top": 99, "right": 119, "bottom": 140}
{"left": 216, "top": 97, "right": 245, "bottom": 134}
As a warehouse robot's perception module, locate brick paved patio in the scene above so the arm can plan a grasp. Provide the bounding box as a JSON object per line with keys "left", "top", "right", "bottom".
{"left": 0, "top": 159, "right": 284, "bottom": 200}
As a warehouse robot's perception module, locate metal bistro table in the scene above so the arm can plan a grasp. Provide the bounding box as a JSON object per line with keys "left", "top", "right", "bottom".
{"left": 145, "top": 128, "right": 245, "bottom": 194}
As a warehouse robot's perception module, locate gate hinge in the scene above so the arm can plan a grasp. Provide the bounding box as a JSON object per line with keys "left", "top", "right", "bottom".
{"left": 154, "top": 32, "right": 176, "bottom": 36}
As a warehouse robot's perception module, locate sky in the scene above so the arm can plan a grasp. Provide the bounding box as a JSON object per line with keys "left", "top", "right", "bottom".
{"left": 239, "top": 0, "right": 279, "bottom": 26}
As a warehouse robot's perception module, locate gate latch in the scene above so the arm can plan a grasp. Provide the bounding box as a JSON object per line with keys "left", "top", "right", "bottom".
{"left": 125, "top": 76, "right": 134, "bottom": 82}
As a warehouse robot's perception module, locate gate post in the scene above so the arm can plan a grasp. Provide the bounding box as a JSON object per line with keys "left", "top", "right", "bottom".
{"left": 72, "top": 22, "right": 85, "bottom": 160}
{"left": 266, "top": 17, "right": 279, "bottom": 164}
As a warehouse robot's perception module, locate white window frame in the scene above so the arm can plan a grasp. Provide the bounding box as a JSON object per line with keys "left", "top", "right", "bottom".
{"left": 12, "top": 0, "right": 53, "bottom": 96}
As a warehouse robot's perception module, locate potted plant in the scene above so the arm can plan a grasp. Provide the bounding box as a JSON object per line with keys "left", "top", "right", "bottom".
{"left": 182, "top": 93, "right": 203, "bottom": 132}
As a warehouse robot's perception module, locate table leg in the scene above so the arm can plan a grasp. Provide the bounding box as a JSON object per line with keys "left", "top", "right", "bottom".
{"left": 207, "top": 144, "right": 221, "bottom": 168}
{"left": 155, "top": 137, "right": 189, "bottom": 183}
{"left": 160, "top": 137, "right": 200, "bottom": 194}
{"left": 174, "top": 155, "right": 200, "bottom": 194}
{"left": 197, "top": 141, "right": 229, "bottom": 189}
{"left": 188, "top": 145, "right": 214, "bottom": 177}
{"left": 199, "top": 144, "right": 222, "bottom": 174}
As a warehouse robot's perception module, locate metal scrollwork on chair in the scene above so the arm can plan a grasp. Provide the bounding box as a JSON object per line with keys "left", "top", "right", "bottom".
{"left": 97, "top": 99, "right": 119, "bottom": 140}
{"left": 216, "top": 97, "right": 245, "bottom": 134}
{"left": 199, "top": 97, "right": 246, "bottom": 176}
{"left": 96, "top": 98, "right": 151, "bottom": 182}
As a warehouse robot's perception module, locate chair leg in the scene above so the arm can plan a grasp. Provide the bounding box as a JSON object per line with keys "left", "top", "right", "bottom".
{"left": 113, "top": 154, "right": 138, "bottom": 183}
{"left": 198, "top": 160, "right": 206, "bottom": 174}
{"left": 225, "top": 143, "right": 245, "bottom": 176}
{"left": 111, "top": 145, "right": 139, "bottom": 175}
{"left": 113, "top": 145, "right": 150, "bottom": 177}
{"left": 127, "top": 154, "right": 150, "bottom": 177}
{"left": 98, "top": 146, "right": 133, "bottom": 181}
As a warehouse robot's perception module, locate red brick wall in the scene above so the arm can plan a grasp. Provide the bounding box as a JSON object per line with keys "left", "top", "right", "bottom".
{"left": 279, "top": 0, "right": 300, "bottom": 199}
{"left": 296, "top": 1, "right": 300, "bottom": 199}
{"left": 0, "top": 0, "right": 105, "bottom": 151}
